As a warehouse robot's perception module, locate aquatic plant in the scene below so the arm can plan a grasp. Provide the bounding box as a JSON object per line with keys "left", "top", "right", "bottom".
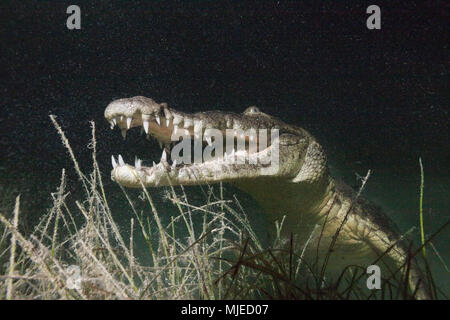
{"left": 418, "top": 157, "right": 426, "bottom": 258}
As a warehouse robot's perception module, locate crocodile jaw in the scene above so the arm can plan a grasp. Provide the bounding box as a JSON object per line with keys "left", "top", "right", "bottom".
{"left": 105, "top": 96, "right": 293, "bottom": 188}
{"left": 111, "top": 146, "right": 279, "bottom": 188}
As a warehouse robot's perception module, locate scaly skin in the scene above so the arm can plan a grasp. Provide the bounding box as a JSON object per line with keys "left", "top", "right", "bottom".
{"left": 104, "top": 96, "right": 430, "bottom": 298}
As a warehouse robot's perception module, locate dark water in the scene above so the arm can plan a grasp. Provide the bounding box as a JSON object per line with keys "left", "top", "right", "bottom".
{"left": 1, "top": 1, "right": 448, "bottom": 295}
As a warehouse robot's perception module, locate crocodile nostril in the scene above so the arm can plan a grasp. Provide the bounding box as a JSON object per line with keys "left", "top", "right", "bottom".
{"left": 244, "top": 106, "right": 260, "bottom": 114}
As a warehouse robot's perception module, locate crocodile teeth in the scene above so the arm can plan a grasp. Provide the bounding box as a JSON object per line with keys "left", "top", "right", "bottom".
{"left": 163, "top": 107, "right": 173, "bottom": 119}
{"left": 174, "top": 125, "right": 178, "bottom": 134}
{"left": 120, "top": 116, "right": 124, "bottom": 121}
{"left": 111, "top": 155, "right": 118, "bottom": 169}
{"left": 111, "top": 118, "right": 117, "bottom": 125}
{"left": 126, "top": 117, "right": 132, "bottom": 129}
{"left": 161, "top": 149, "right": 167, "bottom": 162}
{"left": 121, "top": 129, "right": 127, "bottom": 140}
{"left": 143, "top": 120, "right": 149, "bottom": 134}
{"left": 135, "top": 157, "right": 142, "bottom": 170}
{"left": 166, "top": 118, "right": 170, "bottom": 127}
{"left": 171, "top": 160, "right": 177, "bottom": 170}
{"left": 118, "top": 154, "right": 125, "bottom": 166}
{"left": 153, "top": 161, "right": 157, "bottom": 167}
{"left": 205, "top": 136, "right": 212, "bottom": 146}
{"left": 155, "top": 116, "right": 161, "bottom": 126}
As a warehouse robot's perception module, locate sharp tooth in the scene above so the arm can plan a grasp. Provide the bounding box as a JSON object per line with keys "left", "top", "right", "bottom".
{"left": 111, "top": 155, "right": 118, "bottom": 169}
{"left": 143, "top": 120, "right": 149, "bottom": 134}
{"left": 155, "top": 116, "right": 161, "bottom": 126}
{"left": 166, "top": 118, "right": 170, "bottom": 127}
{"left": 110, "top": 118, "right": 118, "bottom": 130}
{"left": 161, "top": 149, "right": 167, "bottom": 162}
{"left": 118, "top": 154, "right": 125, "bottom": 166}
{"left": 120, "top": 116, "right": 124, "bottom": 121}
{"left": 173, "top": 115, "right": 182, "bottom": 125}
{"left": 206, "top": 136, "right": 212, "bottom": 146}
{"left": 250, "top": 135, "right": 254, "bottom": 141}
{"left": 127, "top": 117, "right": 132, "bottom": 129}
{"left": 153, "top": 161, "right": 157, "bottom": 167}
{"left": 159, "top": 141, "right": 163, "bottom": 149}
{"left": 163, "top": 106, "right": 173, "bottom": 119}
{"left": 174, "top": 125, "right": 178, "bottom": 134}
{"left": 135, "top": 157, "right": 142, "bottom": 170}
{"left": 171, "top": 160, "right": 177, "bottom": 170}
{"left": 121, "top": 129, "right": 127, "bottom": 140}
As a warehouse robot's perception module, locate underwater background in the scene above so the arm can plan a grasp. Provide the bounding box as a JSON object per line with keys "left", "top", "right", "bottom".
{"left": 1, "top": 1, "right": 448, "bottom": 295}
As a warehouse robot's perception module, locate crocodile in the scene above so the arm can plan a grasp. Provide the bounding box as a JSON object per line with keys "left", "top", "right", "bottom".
{"left": 104, "top": 95, "right": 430, "bottom": 299}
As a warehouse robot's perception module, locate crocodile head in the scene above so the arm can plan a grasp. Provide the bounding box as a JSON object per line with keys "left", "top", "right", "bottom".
{"left": 105, "top": 96, "right": 329, "bottom": 198}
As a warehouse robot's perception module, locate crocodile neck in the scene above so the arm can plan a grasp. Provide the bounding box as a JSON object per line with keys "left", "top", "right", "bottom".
{"left": 233, "top": 173, "right": 336, "bottom": 241}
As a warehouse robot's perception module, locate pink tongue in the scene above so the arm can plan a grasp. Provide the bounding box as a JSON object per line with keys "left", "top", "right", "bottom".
{"left": 148, "top": 120, "right": 177, "bottom": 143}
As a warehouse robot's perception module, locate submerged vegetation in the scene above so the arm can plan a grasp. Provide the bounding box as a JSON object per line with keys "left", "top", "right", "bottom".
{"left": 0, "top": 117, "right": 447, "bottom": 300}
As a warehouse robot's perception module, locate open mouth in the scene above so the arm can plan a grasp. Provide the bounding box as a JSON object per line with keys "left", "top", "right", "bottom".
{"left": 105, "top": 96, "right": 277, "bottom": 187}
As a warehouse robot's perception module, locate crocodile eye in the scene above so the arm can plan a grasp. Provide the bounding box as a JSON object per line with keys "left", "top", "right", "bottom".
{"left": 244, "top": 106, "right": 260, "bottom": 114}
